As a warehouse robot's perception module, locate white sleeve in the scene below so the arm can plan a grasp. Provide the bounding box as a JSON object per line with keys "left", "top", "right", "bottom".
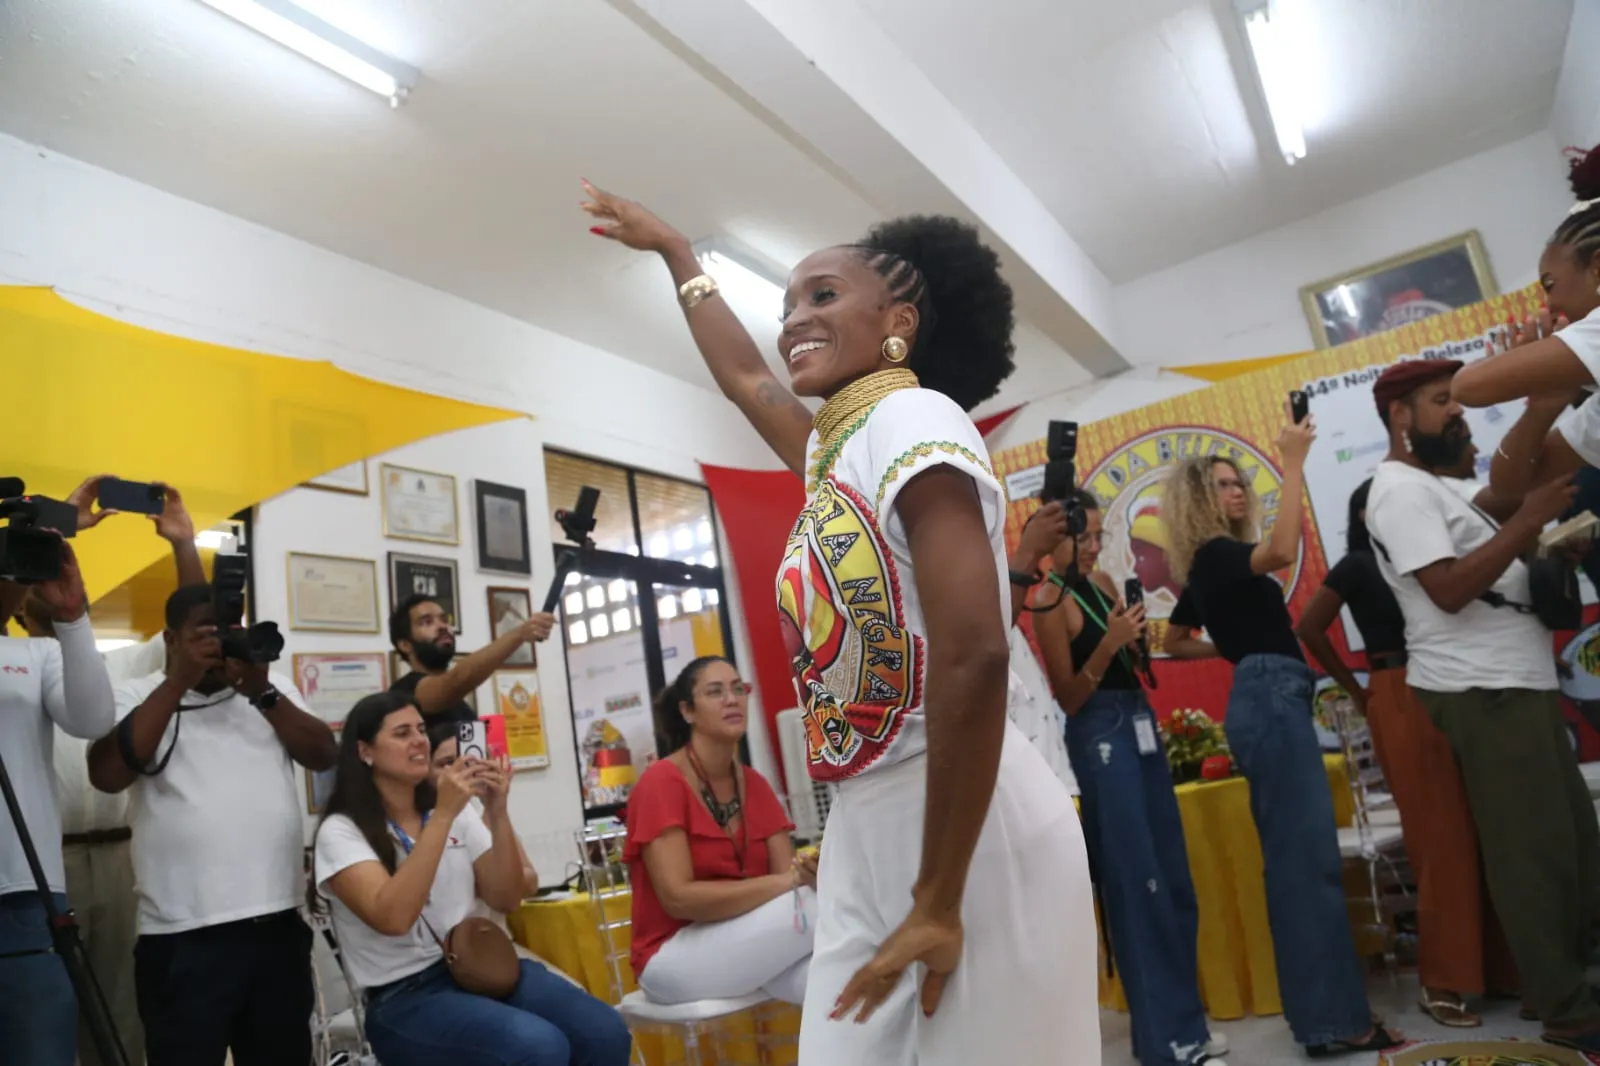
{"left": 42, "top": 616, "right": 117, "bottom": 741}
{"left": 866, "top": 389, "right": 1006, "bottom": 556}
{"left": 1557, "top": 393, "right": 1600, "bottom": 467}
{"left": 455, "top": 805, "right": 494, "bottom": 863}
{"left": 1368, "top": 481, "right": 1457, "bottom": 577}
{"left": 1555, "top": 308, "right": 1600, "bottom": 385}
{"left": 314, "top": 814, "right": 382, "bottom": 894}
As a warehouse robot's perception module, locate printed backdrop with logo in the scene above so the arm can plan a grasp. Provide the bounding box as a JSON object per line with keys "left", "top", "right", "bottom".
{"left": 993, "top": 282, "right": 1597, "bottom": 757}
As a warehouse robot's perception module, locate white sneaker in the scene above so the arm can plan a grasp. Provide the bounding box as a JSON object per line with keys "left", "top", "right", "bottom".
{"left": 1205, "top": 1033, "right": 1229, "bottom": 1057}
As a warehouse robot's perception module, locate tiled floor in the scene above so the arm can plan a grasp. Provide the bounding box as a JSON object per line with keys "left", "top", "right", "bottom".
{"left": 1100, "top": 971, "right": 1547, "bottom": 1064}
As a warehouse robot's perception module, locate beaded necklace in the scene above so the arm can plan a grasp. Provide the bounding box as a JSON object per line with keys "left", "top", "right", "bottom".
{"left": 807, "top": 368, "right": 920, "bottom": 489}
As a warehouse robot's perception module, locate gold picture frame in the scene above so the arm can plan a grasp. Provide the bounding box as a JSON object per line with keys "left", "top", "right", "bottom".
{"left": 380, "top": 463, "right": 460, "bottom": 545}
{"left": 302, "top": 461, "right": 369, "bottom": 496}
{"left": 285, "top": 552, "right": 381, "bottom": 633}
{"left": 1299, "top": 230, "right": 1498, "bottom": 349}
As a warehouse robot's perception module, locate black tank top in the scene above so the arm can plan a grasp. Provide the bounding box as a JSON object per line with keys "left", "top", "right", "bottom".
{"left": 1064, "top": 574, "right": 1141, "bottom": 691}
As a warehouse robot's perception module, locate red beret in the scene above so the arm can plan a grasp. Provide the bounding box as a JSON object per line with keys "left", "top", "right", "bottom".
{"left": 1372, "top": 358, "right": 1463, "bottom": 419}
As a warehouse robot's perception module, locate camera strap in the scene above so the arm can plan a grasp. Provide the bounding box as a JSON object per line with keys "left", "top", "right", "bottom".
{"left": 114, "top": 689, "right": 234, "bottom": 777}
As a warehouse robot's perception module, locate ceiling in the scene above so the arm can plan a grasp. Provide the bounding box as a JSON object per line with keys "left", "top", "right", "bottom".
{"left": 0, "top": 0, "right": 1578, "bottom": 391}
{"left": 861, "top": 0, "right": 1573, "bottom": 282}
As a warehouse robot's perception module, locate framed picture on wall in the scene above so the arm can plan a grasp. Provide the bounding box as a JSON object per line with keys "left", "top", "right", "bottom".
{"left": 292, "top": 651, "right": 388, "bottom": 727}
{"left": 303, "top": 461, "right": 369, "bottom": 496}
{"left": 486, "top": 586, "right": 536, "bottom": 667}
{"left": 474, "top": 480, "right": 532, "bottom": 575}
{"left": 381, "top": 463, "right": 460, "bottom": 545}
{"left": 1300, "top": 230, "right": 1498, "bottom": 349}
{"left": 286, "top": 553, "right": 381, "bottom": 633}
{"left": 388, "top": 552, "right": 461, "bottom": 634}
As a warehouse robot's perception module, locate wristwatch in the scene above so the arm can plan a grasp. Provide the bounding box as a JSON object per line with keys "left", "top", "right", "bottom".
{"left": 1008, "top": 568, "right": 1039, "bottom": 588}
{"left": 249, "top": 685, "right": 281, "bottom": 712}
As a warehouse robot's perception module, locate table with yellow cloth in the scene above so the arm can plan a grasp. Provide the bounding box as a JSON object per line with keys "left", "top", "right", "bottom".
{"left": 1096, "top": 754, "right": 1357, "bottom": 1019}
{"left": 510, "top": 892, "right": 799, "bottom": 1066}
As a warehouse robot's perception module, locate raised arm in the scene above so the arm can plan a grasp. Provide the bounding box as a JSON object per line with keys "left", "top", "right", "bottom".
{"left": 1453, "top": 312, "right": 1586, "bottom": 407}
{"left": 582, "top": 182, "right": 813, "bottom": 476}
{"left": 227, "top": 662, "right": 337, "bottom": 771}
{"left": 1252, "top": 415, "right": 1313, "bottom": 574}
{"left": 412, "top": 614, "right": 552, "bottom": 716}
{"left": 1033, "top": 577, "right": 1144, "bottom": 716}
{"left": 151, "top": 483, "right": 206, "bottom": 587}
{"left": 1007, "top": 503, "right": 1067, "bottom": 624}
{"left": 35, "top": 542, "right": 115, "bottom": 740}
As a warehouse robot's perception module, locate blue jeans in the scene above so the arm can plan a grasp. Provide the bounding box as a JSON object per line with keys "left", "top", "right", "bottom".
{"left": 1226, "top": 654, "right": 1368, "bottom": 1047}
{"left": 366, "top": 959, "right": 634, "bottom": 1066}
{"left": 0, "top": 891, "right": 77, "bottom": 1066}
{"left": 1067, "top": 690, "right": 1209, "bottom": 1065}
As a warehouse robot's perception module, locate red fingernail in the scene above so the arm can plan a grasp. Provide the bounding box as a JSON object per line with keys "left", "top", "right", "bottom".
{"left": 589, "top": 226, "right": 605, "bottom": 236}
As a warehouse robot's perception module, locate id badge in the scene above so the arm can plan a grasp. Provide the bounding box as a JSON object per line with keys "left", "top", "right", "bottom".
{"left": 1133, "top": 714, "right": 1159, "bottom": 756}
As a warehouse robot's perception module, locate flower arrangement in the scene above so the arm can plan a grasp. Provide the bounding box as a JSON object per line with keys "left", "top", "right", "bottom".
{"left": 1159, "top": 708, "right": 1232, "bottom": 783}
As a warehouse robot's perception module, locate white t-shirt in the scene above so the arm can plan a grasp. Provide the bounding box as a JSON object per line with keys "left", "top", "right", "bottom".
{"left": 777, "top": 387, "right": 1007, "bottom": 782}
{"left": 0, "top": 618, "right": 115, "bottom": 894}
{"left": 1553, "top": 307, "right": 1600, "bottom": 463}
{"left": 113, "top": 670, "right": 308, "bottom": 933}
{"left": 1366, "top": 460, "right": 1555, "bottom": 692}
{"left": 1006, "top": 629, "right": 1079, "bottom": 796}
{"left": 313, "top": 805, "right": 493, "bottom": 991}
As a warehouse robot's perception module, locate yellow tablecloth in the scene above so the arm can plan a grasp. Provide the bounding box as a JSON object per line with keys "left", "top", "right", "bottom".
{"left": 1097, "top": 754, "right": 1353, "bottom": 1019}
{"left": 510, "top": 892, "right": 799, "bottom": 1065}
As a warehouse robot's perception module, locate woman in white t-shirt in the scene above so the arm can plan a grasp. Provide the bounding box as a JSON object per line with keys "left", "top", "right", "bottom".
{"left": 312, "top": 691, "right": 631, "bottom": 1066}
{"left": 1452, "top": 147, "right": 1600, "bottom": 494}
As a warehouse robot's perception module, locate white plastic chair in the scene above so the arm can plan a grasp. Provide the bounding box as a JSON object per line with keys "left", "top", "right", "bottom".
{"left": 576, "top": 823, "right": 795, "bottom": 1066}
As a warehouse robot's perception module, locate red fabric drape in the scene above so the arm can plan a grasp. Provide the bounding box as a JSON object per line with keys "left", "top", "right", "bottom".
{"left": 701, "top": 464, "right": 805, "bottom": 788}
{"left": 973, "top": 404, "right": 1023, "bottom": 439}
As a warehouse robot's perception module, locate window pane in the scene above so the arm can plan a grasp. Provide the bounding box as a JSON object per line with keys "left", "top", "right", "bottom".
{"left": 561, "top": 570, "right": 655, "bottom": 815}
{"left": 611, "top": 607, "right": 632, "bottom": 632}
{"left": 590, "top": 614, "right": 611, "bottom": 638}
{"left": 564, "top": 592, "right": 584, "bottom": 615}
{"left": 636, "top": 472, "right": 718, "bottom": 567}
{"left": 654, "top": 581, "right": 728, "bottom": 667}
{"left": 607, "top": 579, "right": 628, "bottom": 604}
{"left": 568, "top": 620, "right": 588, "bottom": 644}
{"left": 585, "top": 586, "right": 606, "bottom": 610}
{"left": 542, "top": 451, "right": 638, "bottom": 555}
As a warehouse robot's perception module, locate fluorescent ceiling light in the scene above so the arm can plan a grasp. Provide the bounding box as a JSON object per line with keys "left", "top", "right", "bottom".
{"left": 693, "top": 240, "right": 788, "bottom": 316}
{"left": 198, "top": 0, "right": 418, "bottom": 106}
{"left": 1240, "top": 1, "right": 1307, "bottom": 165}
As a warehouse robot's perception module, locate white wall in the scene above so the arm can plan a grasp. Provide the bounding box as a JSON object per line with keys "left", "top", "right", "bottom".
{"left": 1552, "top": 0, "right": 1600, "bottom": 153}
{"left": 1111, "top": 132, "right": 1576, "bottom": 369}
{"left": 0, "top": 134, "right": 781, "bottom": 863}
{"left": 986, "top": 367, "right": 1209, "bottom": 454}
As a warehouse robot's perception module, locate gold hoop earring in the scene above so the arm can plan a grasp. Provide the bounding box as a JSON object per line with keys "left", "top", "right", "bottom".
{"left": 882, "top": 336, "right": 909, "bottom": 363}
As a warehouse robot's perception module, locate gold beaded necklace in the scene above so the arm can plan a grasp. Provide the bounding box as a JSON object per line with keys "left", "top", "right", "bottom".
{"left": 808, "top": 368, "right": 920, "bottom": 489}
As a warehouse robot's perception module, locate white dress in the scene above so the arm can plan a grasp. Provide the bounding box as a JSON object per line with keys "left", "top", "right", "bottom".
{"left": 777, "top": 387, "right": 1100, "bottom": 1065}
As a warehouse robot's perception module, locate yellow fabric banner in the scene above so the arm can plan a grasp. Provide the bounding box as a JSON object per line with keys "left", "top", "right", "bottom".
{"left": 1164, "top": 352, "right": 1314, "bottom": 383}
{"left": 0, "top": 287, "right": 522, "bottom": 602}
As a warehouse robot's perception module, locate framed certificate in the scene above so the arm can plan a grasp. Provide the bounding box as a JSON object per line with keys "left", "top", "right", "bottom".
{"left": 475, "top": 480, "right": 531, "bottom": 575}
{"left": 303, "top": 461, "right": 369, "bottom": 496}
{"left": 388, "top": 552, "right": 461, "bottom": 634}
{"left": 292, "top": 652, "right": 388, "bottom": 727}
{"left": 381, "top": 463, "right": 460, "bottom": 545}
{"left": 487, "top": 586, "right": 536, "bottom": 667}
{"left": 493, "top": 669, "right": 548, "bottom": 769}
{"left": 286, "top": 553, "right": 380, "bottom": 633}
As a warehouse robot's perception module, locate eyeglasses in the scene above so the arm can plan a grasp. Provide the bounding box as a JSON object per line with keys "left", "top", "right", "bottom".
{"left": 1213, "top": 477, "right": 1245, "bottom": 493}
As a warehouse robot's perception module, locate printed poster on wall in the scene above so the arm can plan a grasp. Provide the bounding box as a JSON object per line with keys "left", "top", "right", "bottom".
{"left": 493, "top": 670, "right": 548, "bottom": 769}
{"left": 991, "top": 282, "right": 1545, "bottom": 721}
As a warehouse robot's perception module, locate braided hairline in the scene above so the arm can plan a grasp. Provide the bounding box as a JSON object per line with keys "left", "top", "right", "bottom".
{"left": 1552, "top": 206, "right": 1600, "bottom": 270}
{"left": 850, "top": 245, "right": 939, "bottom": 346}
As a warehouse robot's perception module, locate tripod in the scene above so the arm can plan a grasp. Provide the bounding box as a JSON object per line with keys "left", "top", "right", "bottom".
{"left": 0, "top": 745, "right": 130, "bottom": 1066}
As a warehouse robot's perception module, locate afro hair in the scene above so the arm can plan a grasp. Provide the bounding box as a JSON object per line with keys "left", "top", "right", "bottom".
{"left": 852, "top": 215, "right": 1016, "bottom": 412}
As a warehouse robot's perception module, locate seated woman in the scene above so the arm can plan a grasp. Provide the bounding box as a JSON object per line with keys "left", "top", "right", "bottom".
{"left": 313, "top": 691, "right": 632, "bottom": 1066}
{"left": 624, "top": 656, "right": 816, "bottom": 1005}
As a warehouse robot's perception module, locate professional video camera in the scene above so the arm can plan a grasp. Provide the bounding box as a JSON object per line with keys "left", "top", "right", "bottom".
{"left": 1039, "top": 421, "right": 1088, "bottom": 537}
{"left": 0, "top": 477, "right": 79, "bottom": 583}
{"left": 543, "top": 486, "right": 600, "bottom": 613}
{"left": 212, "top": 547, "right": 283, "bottom": 664}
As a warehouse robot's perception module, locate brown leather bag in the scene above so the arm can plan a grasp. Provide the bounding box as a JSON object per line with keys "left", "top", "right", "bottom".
{"left": 422, "top": 914, "right": 520, "bottom": 999}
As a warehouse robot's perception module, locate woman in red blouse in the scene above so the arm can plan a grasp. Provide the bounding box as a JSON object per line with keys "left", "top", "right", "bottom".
{"left": 624, "top": 656, "right": 817, "bottom": 1005}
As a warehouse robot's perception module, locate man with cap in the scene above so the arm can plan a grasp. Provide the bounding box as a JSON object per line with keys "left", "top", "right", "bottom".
{"left": 1365, "top": 357, "right": 1600, "bottom": 1051}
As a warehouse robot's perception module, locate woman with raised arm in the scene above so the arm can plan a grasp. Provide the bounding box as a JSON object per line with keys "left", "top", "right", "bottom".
{"left": 1451, "top": 147, "right": 1600, "bottom": 496}
{"left": 1160, "top": 423, "right": 1401, "bottom": 1059}
{"left": 581, "top": 184, "right": 1097, "bottom": 1065}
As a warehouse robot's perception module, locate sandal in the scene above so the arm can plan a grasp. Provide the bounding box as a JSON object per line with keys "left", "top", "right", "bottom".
{"left": 1418, "top": 991, "right": 1481, "bottom": 1028}
{"left": 1306, "top": 1025, "right": 1404, "bottom": 1059}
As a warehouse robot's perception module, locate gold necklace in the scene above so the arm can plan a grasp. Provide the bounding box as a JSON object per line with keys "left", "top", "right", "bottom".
{"left": 808, "top": 368, "right": 919, "bottom": 488}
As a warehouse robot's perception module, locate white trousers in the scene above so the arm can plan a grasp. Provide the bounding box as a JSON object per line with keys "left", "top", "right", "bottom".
{"left": 638, "top": 887, "right": 817, "bottom": 1005}
{"left": 799, "top": 723, "right": 1101, "bottom": 1065}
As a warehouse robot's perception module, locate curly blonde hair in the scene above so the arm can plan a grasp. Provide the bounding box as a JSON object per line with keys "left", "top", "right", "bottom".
{"left": 1162, "top": 456, "right": 1259, "bottom": 584}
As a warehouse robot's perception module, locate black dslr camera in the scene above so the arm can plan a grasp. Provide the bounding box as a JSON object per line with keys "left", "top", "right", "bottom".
{"left": 0, "top": 478, "right": 79, "bottom": 583}
{"left": 1039, "top": 422, "right": 1088, "bottom": 537}
{"left": 212, "top": 549, "right": 283, "bottom": 664}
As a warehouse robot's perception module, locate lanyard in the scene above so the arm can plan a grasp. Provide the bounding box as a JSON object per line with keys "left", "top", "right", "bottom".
{"left": 1051, "top": 574, "right": 1137, "bottom": 676}
{"left": 387, "top": 810, "right": 431, "bottom": 856}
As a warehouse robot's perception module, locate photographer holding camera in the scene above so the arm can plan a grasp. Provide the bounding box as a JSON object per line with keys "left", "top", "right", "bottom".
{"left": 88, "top": 583, "right": 337, "bottom": 1066}
{"left": 0, "top": 531, "right": 116, "bottom": 1066}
